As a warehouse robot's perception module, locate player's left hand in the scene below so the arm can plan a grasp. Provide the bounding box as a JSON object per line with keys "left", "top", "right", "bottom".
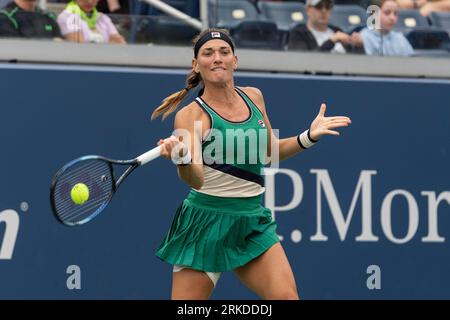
{"left": 309, "top": 103, "right": 351, "bottom": 141}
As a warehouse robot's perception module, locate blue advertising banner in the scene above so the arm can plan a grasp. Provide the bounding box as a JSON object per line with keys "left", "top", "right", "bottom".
{"left": 0, "top": 64, "right": 449, "bottom": 299}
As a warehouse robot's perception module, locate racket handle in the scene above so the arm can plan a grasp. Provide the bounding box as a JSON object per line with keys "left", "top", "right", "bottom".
{"left": 136, "top": 146, "right": 161, "bottom": 165}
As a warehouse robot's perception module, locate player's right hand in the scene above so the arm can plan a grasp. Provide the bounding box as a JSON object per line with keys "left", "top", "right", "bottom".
{"left": 158, "top": 136, "right": 191, "bottom": 165}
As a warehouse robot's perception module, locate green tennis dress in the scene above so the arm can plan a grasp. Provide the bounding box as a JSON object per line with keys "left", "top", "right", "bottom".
{"left": 155, "top": 87, "right": 279, "bottom": 273}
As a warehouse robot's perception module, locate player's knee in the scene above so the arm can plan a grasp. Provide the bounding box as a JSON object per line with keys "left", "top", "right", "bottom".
{"left": 266, "top": 286, "right": 299, "bottom": 300}
{"left": 277, "top": 290, "right": 299, "bottom": 300}
{"left": 283, "top": 288, "right": 300, "bottom": 300}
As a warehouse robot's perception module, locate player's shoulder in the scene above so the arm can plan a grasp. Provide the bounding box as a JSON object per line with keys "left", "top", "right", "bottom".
{"left": 237, "top": 86, "right": 266, "bottom": 112}
{"left": 237, "top": 86, "right": 263, "bottom": 99}
{"left": 174, "top": 102, "right": 209, "bottom": 131}
{"left": 175, "top": 101, "right": 206, "bottom": 121}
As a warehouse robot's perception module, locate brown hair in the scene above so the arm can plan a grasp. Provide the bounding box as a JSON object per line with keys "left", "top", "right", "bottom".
{"left": 151, "top": 28, "right": 233, "bottom": 120}
{"left": 372, "top": 0, "right": 396, "bottom": 8}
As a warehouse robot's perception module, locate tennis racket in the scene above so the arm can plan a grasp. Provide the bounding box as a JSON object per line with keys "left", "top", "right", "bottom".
{"left": 50, "top": 146, "right": 161, "bottom": 226}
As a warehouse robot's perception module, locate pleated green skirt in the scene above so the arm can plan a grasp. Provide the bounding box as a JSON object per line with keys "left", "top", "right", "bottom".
{"left": 155, "top": 190, "right": 279, "bottom": 273}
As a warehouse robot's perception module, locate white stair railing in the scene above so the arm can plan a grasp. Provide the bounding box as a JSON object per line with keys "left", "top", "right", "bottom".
{"left": 141, "top": 0, "right": 208, "bottom": 30}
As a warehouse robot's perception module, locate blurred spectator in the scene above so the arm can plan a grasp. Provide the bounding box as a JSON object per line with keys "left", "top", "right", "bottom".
{"left": 352, "top": 0, "right": 414, "bottom": 55}
{"left": 396, "top": 0, "right": 450, "bottom": 16}
{"left": 57, "top": 0, "right": 126, "bottom": 43}
{"left": 334, "top": 0, "right": 373, "bottom": 7}
{"left": 0, "top": 0, "right": 62, "bottom": 39}
{"left": 287, "top": 0, "right": 361, "bottom": 53}
{"left": 97, "top": 0, "right": 129, "bottom": 14}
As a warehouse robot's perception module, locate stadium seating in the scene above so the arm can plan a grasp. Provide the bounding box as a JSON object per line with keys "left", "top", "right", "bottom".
{"left": 257, "top": 1, "right": 306, "bottom": 31}
{"left": 130, "top": 0, "right": 199, "bottom": 17}
{"left": 334, "top": 0, "right": 371, "bottom": 7}
{"left": 429, "top": 12, "right": 450, "bottom": 34}
{"left": 394, "top": 9, "right": 430, "bottom": 32}
{"left": 109, "top": 14, "right": 134, "bottom": 42}
{"left": 128, "top": 15, "right": 198, "bottom": 45}
{"left": 207, "top": 0, "right": 261, "bottom": 28}
{"left": 406, "top": 28, "right": 450, "bottom": 56}
{"left": 230, "top": 20, "right": 285, "bottom": 50}
{"left": 111, "top": 0, "right": 450, "bottom": 56}
{"left": 329, "top": 5, "right": 366, "bottom": 33}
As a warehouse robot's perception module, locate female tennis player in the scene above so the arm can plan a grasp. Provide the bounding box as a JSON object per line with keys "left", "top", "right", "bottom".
{"left": 152, "top": 28, "right": 351, "bottom": 300}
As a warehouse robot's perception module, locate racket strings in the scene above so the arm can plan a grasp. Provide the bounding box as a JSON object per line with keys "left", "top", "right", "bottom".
{"left": 53, "top": 159, "right": 114, "bottom": 225}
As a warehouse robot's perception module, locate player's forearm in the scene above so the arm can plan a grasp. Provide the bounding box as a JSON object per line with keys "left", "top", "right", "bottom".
{"left": 278, "top": 137, "right": 304, "bottom": 161}
{"left": 177, "top": 164, "right": 204, "bottom": 190}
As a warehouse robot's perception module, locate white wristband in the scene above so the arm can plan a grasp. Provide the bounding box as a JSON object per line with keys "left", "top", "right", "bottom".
{"left": 297, "top": 129, "right": 318, "bottom": 149}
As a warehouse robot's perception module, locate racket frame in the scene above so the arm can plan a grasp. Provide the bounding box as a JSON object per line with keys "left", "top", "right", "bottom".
{"left": 50, "top": 155, "right": 138, "bottom": 226}
{"left": 50, "top": 145, "right": 161, "bottom": 226}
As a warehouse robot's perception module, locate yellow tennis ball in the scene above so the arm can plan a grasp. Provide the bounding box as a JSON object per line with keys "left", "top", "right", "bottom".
{"left": 71, "top": 183, "right": 89, "bottom": 205}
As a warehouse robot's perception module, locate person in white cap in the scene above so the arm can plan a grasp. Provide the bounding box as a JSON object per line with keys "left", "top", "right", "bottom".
{"left": 287, "top": 0, "right": 360, "bottom": 53}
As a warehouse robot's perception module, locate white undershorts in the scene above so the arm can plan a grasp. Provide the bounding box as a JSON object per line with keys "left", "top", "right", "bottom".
{"left": 173, "top": 264, "right": 221, "bottom": 287}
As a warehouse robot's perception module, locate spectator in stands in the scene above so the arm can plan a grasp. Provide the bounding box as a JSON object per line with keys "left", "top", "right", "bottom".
{"left": 287, "top": 0, "right": 361, "bottom": 53}
{"left": 352, "top": 0, "right": 414, "bottom": 56}
{"left": 396, "top": 0, "right": 450, "bottom": 16}
{"left": 57, "top": 0, "right": 126, "bottom": 43}
{"left": 97, "top": 0, "right": 129, "bottom": 14}
{"left": 0, "top": 0, "right": 62, "bottom": 39}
